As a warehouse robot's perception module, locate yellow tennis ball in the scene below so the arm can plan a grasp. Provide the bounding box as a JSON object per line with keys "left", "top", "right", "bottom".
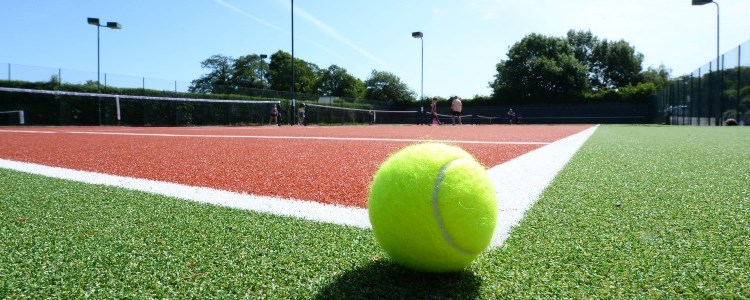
{"left": 368, "top": 143, "right": 497, "bottom": 273}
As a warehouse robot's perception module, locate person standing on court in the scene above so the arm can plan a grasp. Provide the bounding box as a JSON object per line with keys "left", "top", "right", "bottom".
{"left": 430, "top": 97, "right": 441, "bottom": 125}
{"left": 417, "top": 105, "right": 424, "bottom": 125}
{"left": 297, "top": 103, "right": 306, "bottom": 126}
{"left": 507, "top": 108, "right": 516, "bottom": 125}
{"left": 450, "top": 96, "right": 463, "bottom": 125}
{"left": 270, "top": 104, "right": 279, "bottom": 126}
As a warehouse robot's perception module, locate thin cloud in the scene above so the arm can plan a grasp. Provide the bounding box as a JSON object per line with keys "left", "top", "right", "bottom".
{"left": 213, "top": 0, "right": 343, "bottom": 60}
{"left": 212, "top": 0, "right": 284, "bottom": 32}
{"left": 279, "top": 0, "right": 390, "bottom": 69}
{"left": 215, "top": 0, "right": 390, "bottom": 69}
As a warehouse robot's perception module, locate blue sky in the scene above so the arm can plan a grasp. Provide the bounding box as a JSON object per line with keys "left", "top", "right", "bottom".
{"left": 2, "top": 0, "right": 750, "bottom": 98}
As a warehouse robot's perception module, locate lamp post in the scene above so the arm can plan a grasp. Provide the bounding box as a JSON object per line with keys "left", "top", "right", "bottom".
{"left": 291, "top": 0, "right": 296, "bottom": 125}
{"left": 87, "top": 18, "right": 121, "bottom": 92}
{"left": 412, "top": 31, "right": 423, "bottom": 101}
{"left": 88, "top": 18, "right": 121, "bottom": 125}
{"left": 692, "top": 0, "right": 720, "bottom": 125}
{"left": 260, "top": 54, "right": 268, "bottom": 89}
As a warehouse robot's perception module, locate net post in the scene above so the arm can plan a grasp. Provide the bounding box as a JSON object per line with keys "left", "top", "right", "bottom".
{"left": 115, "top": 96, "right": 121, "bottom": 125}
{"left": 19, "top": 110, "right": 25, "bottom": 125}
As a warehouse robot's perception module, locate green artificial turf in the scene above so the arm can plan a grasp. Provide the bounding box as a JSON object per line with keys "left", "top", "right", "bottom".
{"left": 1, "top": 125, "right": 748, "bottom": 298}
{"left": 482, "top": 125, "right": 750, "bottom": 298}
{"left": 0, "top": 169, "right": 374, "bottom": 298}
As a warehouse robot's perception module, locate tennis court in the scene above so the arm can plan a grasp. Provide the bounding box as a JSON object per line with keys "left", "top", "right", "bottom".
{"left": 3, "top": 125, "right": 749, "bottom": 298}
{"left": 0, "top": 125, "right": 591, "bottom": 208}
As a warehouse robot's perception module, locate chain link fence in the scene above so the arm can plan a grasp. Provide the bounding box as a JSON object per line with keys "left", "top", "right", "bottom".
{"left": 1, "top": 62, "right": 192, "bottom": 93}
{"left": 653, "top": 39, "right": 750, "bottom": 126}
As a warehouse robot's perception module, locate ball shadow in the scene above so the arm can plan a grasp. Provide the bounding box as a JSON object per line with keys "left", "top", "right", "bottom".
{"left": 315, "top": 259, "right": 482, "bottom": 299}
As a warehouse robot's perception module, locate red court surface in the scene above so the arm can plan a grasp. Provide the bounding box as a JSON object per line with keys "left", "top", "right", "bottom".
{"left": 0, "top": 125, "right": 591, "bottom": 208}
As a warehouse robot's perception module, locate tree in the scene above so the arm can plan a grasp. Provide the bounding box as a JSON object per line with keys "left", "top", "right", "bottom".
{"left": 339, "top": 74, "right": 366, "bottom": 99}
{"left": 267, "top": 51, "right": 293, "bottom": 92}
{"left": 567, "top": 29, "right": 599, "bottom": 86}
{"left": 641, "top": 64, "right": 671, "bottom": 90}
{"left": 189, "top": 54, "right": 234, "bottom": 94}
{"left": 316, "top": 65, "right": 365, "bottom": 99}
{"left": 303, "top": 62, "right": 321, "bottom": 94}
{"left": 364, "top": 70, "right": 416, "bottom": 102}
{"left": 232, "top": 54, "right": 267, "bottom": 90}
{"left": 47, "top": 74, "right": 61, "bottom": 90}
{"left": 267, "top": 50, "right": 319, "bottom": 95}
{"left": 566, "top": 30, "right": 646, "bottom": 91}
{"left": 591, "top": 39, "right": 644, "bottom": 89}
{"left": 491, "top": 33, "right": 588, "bottom": 101}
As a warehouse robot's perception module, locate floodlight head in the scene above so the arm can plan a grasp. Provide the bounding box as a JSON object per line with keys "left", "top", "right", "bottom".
{"left": 106, "top": 22, "right": 122, "bottom": 29}
{"left": 87, "top": 18, "right": 100, "bottom": 26}
{"left": 692, "top": 0, "right": 713, "bottom": 5}
{"left": 412, "top": 31, "right": 423, "bottom": 39}
{"left": 260, "top": 54, "right": 268, "bottom": 59}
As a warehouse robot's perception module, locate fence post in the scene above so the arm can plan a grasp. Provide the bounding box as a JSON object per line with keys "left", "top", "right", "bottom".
{"left": 737, "top": 45, "right": 742, "bottom": 123}
{"left": 698, "top": 69, "right": 703, "bottom": 125}
{"left": 710, "top": 61, "right": 715, "bottom": 126}
{"left": 718, "top": 55, "right": 724, "bottom": 125}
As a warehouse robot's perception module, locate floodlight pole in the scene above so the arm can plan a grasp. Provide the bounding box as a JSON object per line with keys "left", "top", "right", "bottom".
{"left": 692, "top": 0, "right": 720, "bottom": 125}
{"left": 88, "top": 18, "right": 121, "bottom": 125}
{"left": 97, "top": 25, "right": 100, "bottom": 92}
{"left": 715, "top": 2, "right": 719, "bottom": 68}
{"left": 291, "top": 0, "right": 296, "bottom": 125}
{"left": 88, "top": 18, "right": 121, "bottom": 93}
{"left": 714, "top": 2, "right": 721, "bottom": 125}
{"left": 412, "top": 31, "right": 423, "bottom": 101}
{"left": 260, "top": 54, "right": 268, "bottom": 90}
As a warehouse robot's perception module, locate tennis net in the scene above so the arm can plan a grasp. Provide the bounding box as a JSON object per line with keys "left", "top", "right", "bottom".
{"left": 0, "top": 110, "right": 24, "bottom": 125}
{"left": 0, "top": 87, "right": 280, "bottom": 126}
{"left": 303, "top": 103, "right": 420, "bottom": 125}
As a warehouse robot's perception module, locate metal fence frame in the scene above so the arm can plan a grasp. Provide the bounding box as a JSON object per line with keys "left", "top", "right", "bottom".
{"left": 654, "top": 39, "right": 750, "bottom": 126}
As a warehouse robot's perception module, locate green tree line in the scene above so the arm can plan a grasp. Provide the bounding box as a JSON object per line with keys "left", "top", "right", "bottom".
{"left": 189, "top": 51, "right": 416, "bottom": 104}
{"left": 491, "top": 30, "right": 670, "bottom": 103}
{"left": 190, "top": 29, "right": 672, "bottom": 104}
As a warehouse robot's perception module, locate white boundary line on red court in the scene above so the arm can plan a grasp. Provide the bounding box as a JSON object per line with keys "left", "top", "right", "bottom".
{"left": 0, "top": 158, "right": 373, "bottom": 228}
{"left": 0, "top": 129, "right": 550, "bottom": 145}
{"left": 0, "top": 125, "right": 597, "bottom": 249}
{"left": 487, "top": 125, "right": 598, "bottom": 248}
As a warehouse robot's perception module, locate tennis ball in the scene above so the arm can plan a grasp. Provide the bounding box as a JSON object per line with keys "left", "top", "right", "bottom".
{"left": 368, "top": 143, "right": 497, "bottom": 273}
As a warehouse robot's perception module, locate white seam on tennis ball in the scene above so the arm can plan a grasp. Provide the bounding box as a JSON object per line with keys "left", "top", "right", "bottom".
{"left": 432, "top": 157, "right": 474, "bottom": 256}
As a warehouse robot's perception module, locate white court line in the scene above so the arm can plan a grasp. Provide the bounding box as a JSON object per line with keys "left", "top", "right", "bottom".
{"left": 0, "top": 158, "right": 371, "bottom": 228}
{"left": 0, "top": 129, "right": 58, "bottom": 134}
{"left": 0, "top": 129, "right": 551, "bottom": 145}
{"left": 0, "top": 125, "right": 597, "bottom": 248}
{"left": 488, "top": 125, "right": 598, "bottom": 248}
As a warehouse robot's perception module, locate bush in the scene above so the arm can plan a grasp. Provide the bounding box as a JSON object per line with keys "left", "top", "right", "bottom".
{"left": 583, "top": 82, "right": 656, "bottom": 103}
